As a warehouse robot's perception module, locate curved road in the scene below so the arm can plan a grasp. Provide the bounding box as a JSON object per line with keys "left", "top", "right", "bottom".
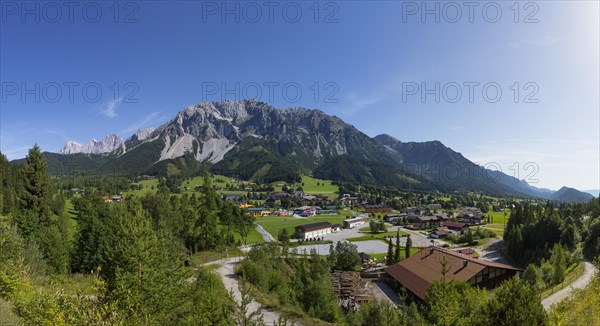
{"left": 542, "top": 259, "right": 597, "bottom": 312}
{"left": 256, "top": 224, "right": 275, "bottom": 242}
{"left": 205, "top": 257, "right": 295, "bottom": 325}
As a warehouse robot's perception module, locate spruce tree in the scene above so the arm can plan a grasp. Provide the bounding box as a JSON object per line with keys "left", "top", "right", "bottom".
{"left": 405, "top": 235, "right": 412, "bottom": 258}
{"left": 394, "top": 230, "right": 401, "bottom": 263}
{"left": 386, "top": 239, "right": 394, "bottom": 265}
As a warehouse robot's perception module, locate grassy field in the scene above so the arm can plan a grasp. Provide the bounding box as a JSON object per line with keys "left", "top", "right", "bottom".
{"left": 300, "top": 176, "right": 338, "bottom": 198}
{"left": 346, "top": 230, "right": 409, "bottom": 242}
{"left": 125, "top": 178, "right": 160, "bottom": 196}
{"left": 256, "top": 215, "right": 352, "bottom": 238}
{"left": 369, "top": 247, "right": 423, "bottom": 261}
{"left": 235, "top": 228, "right": 265, "bottom": 244}
{"left": 475, "top": 223, "right": 505, "bottom": 236}
{"left": 485, "top": 210, "right": 511, "bottom": 224}
{"left": 64, "top": 198, "right": 79, "bottom": 243}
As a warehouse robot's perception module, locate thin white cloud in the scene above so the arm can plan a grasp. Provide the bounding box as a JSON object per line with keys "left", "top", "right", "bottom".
{"left": 99, "top": 98, "right": 121, "bottom": 118}
{"left": 123, "top": 111, "right": 164, "bottom": 133}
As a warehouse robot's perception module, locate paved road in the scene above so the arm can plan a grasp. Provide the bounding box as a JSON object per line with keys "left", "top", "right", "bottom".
{"left": 205, "top": 257, "right": 294, "bottom": 325}
{"left": 256, "top": 224, "right": 275, "bottom": 242}
{"left": 542, "top": 259, "right": 598, "bottom": 312}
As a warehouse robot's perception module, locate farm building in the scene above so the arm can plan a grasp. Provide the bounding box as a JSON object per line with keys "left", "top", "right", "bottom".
{"left": 386, "top": 246, "right": 521, "bottom": 301}
{"left": 295, "top": 222, "right": 332, "bottom": 239}
{"left": 343, "top": 217, "right": 365, "bottom": 229}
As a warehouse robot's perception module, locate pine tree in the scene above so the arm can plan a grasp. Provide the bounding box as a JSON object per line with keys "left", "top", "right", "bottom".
{"left": 405, "top": 235, "right": 412, "bottom": 258}
{"left": 17, "top": 145, "right": 69, "bottom": 274}
{"left": 394, "top": 230, "right": 401, "bottom": 263}
{"left": 386, "top": 239, "right": 394, "bottom": 265}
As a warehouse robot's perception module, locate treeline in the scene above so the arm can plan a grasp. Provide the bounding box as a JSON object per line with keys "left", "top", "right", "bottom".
{"left": 504, "top": 200, "right": 600, "bottom": 292}
{"left": 504, "top": 200, "right": 600, "bottom": 265}
{"left": 0, "top": 146, "right": 257, "bottom": 324}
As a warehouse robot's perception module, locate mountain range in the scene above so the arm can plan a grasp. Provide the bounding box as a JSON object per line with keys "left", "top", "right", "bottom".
{"left": 20, "top": 100, "right": 594, "bottom": 202}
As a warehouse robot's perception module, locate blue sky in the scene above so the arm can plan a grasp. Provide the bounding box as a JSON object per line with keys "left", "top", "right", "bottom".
{"left": 1, "top": 1, "right": 598, "bottom": 190}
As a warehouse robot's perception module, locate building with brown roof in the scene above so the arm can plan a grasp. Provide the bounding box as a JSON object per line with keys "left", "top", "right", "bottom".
{"left": 295, "top": 221, "right": 332, "bottom": 239}
{"left": 385, "top": 246, "right": 521, "bottom": 300}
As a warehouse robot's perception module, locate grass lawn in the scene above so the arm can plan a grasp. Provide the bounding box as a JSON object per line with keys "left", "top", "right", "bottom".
{"left": 366, "top": 247, "right": 423, "bottom": 263}
{"left": 484, "top": 210, "right": 511, "bottom": 225}
{"left": 64, "top": 198, "right": 79, "bottom": 243}
{"left": 125, "top": 179, "right": 160, "bottom": 196}
{"left": 299, "top": 176, "right": 338, "bottom": 198}
{"left": 236, "top": 228, "right": 265, "bottom": 244}
{"left": 347, "top": 230, "right": 408, "bottom": 242}
{"left": 256, "top": 215, "right": 351, "bottom": 238}
{"left": 476, "top": 223, "right": 505, "bottom": 236}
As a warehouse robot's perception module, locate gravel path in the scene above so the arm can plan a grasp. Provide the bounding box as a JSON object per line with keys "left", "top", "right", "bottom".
{"left": 204, "top": 257, "right": 295, "bottom": 326}
{"left": 542, "top": 259, "right": 597, "bottom": 312}
{"left": 256, "top": 224, "right": 276, "bottom": 242}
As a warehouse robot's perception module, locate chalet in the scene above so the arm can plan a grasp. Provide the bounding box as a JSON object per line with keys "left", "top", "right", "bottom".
{"left": 442, "top": 221, "right": 469, "bottom": 234}
{"left": 295, "top": 222, "right": 332, "bottom": 239}
{"left": 343, "top": 217, "right": 365, "bottom": 229}
{"left": 301, "top": 195, "right": 331, "bottom": 207}
{"left": 430, "top": 227, "right": 450, "bottom": 239}
{"left": 458, "top": 207, "right": 485, "bottom": 225}
{"left": 386, "top": 246, "right": 522, "bottom": 301}
{"left": 364, "top": 203, "right": 393, "bottom": 214}
{"left": 409, "top": 215, "right": 441, "bottom": 229}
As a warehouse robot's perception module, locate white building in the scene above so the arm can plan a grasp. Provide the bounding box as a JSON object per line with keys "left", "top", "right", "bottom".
{"left": 343, "top": 217, "right": 365, "bottom": 229}
{"left": 295, "top": 222, "right": 332, "bottom": 239}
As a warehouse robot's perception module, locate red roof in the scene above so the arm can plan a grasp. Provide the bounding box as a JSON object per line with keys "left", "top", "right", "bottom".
{"left": 442, "top": 221, "right": 468, "bottom": 229}
{"left": 385, "top": 246, "right": 521, "bottom": 300}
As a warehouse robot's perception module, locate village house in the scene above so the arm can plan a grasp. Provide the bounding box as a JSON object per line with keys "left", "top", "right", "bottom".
{"left": 301, "top": 195, "right": 331, "bottom": 207}
{"left": 364, "top": 203, "right": 393, "bottom": 214}
{"left": 430, "top": 227, "right": 450, "bottom": 239}
{"left": 386, "top": 246, "right": 522, "bottom": 301}
{"left": 343, "top": 217, "right": 365, "bottom": 229}
{"left": 458, "top": 207, "right": 485, "bottom": 225}
{"left": 295, "top": 222, "right": 332, "bottom": 239}
{"left": 442, "top": 221, "right": 469, "bottom": 234}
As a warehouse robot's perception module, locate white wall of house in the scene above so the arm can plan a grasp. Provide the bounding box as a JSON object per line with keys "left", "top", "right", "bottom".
{"left": 298, "top": 227, "right": 331, "bottom": 239}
